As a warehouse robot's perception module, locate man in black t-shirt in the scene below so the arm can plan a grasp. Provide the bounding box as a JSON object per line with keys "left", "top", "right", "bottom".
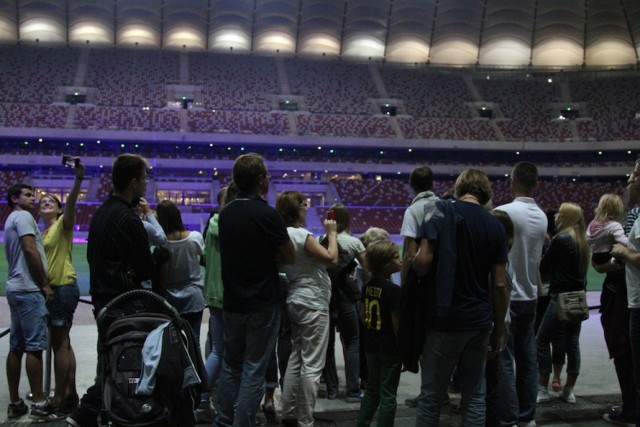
{"left": 413, "top": 169, "right": 509, "bottom": 426}
{"left": 68, "top": 154, "right": 156, "bottom": 427}
{"left": 214, "top": 154, "right": 294, "bottom": 427}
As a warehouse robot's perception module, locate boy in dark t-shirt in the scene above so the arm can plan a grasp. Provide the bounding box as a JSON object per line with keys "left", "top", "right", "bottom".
{"left": 357, "top": 240, "right": 402, "bottom": 427}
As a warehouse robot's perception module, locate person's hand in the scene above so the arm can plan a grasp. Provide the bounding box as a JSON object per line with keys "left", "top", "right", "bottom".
{"left": 611, "top": 243, "right": 627, "bottom": 261}
{"left": 487, "top": 330, "right": 504, "bottom": 359}
{"left": 74, "top": 159, "right": 85, "bottom": 180}
{"left": 323, "top": 219, "right": 337, "bottom": 234}
{"left": 41, "top": 284, "right": 54, "bottom": 304}
{"left": 139, "top": 197, "right": 151, "bottom": 216}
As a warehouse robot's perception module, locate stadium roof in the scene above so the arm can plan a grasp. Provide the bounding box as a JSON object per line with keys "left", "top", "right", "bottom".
{"left": 0, "top": 0, "right": 639, "bottom": 67}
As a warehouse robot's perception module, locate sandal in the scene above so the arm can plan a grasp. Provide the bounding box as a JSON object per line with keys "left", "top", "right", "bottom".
{"left": 551, "top": 379, "right": 561, "bottom": 392}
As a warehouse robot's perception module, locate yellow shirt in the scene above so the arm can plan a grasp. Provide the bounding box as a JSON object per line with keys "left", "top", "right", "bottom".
{"left": 43, "top": 216, "right": 77, "bottom": 286}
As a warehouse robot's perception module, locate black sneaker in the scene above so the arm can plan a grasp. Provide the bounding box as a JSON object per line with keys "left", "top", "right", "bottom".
{"left": 405, "top": 396, "right": 419, "bottom": 407}
{"left": 603, "top": 412, "right": 635, "bottom": 426}
{"left": 29, "top": 402, "right": 65, "bottom": 422}
{"left": 7, "top": 399, "right": 28, "bottom": 419}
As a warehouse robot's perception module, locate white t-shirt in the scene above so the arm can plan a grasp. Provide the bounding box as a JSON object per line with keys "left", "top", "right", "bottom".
{"left": 336, "top": 232, "right": 366, "bottom": 259}
{"left": 4, "top": 210, "right": 47, "bottom": 293}
{"left": 496, "top": 197, "right": 547, "bottom": 301}
{"left": 626, "top": 218, "right": 640, "bottom": 308}
{"left": 284, "top": 226, "right": 332, "bottom": 311}
{"left": 400, "top": 191, "right": 438, "bottom": 239}
{"left": 163, "top": 231, "right": 205, "bottom": 313}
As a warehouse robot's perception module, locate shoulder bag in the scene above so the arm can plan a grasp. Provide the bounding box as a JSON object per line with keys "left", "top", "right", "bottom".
{"left": 556, "top": 290, "right": 589, "bottom": 322}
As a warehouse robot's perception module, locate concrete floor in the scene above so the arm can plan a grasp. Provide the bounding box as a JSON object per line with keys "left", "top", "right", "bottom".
{"left": 0, "top": 292, "right": 627, "bottom": 426}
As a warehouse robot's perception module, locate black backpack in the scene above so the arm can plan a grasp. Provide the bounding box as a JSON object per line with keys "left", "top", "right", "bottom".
{"left": 320, "top": 236, "right": 361, "bottom": 303}
{"left": 98, "top": 290, "right": 205, "bottom": 427}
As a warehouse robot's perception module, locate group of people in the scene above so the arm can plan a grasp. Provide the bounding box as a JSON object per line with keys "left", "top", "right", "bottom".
{"left": 4, "top": 153, "right": 640, "bottom": 427}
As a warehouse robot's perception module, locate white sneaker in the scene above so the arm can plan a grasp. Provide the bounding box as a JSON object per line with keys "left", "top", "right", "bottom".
{"left": 517, "top": 420, "right": 537, "bottom": 427}
{"left": 560, "top": 387, "right": 576, "bottom": 404}
{"left": 536, "top": 387, "right": 550, "bottom": 404}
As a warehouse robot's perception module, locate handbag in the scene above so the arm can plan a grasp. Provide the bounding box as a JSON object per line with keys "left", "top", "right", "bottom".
{"left": 556, "top": 290, "right": 589, "bottom": 322}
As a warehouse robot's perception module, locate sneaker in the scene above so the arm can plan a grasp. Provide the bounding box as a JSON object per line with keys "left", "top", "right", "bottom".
{"left": 7, "top": 399, "right": 28, "bottom": 419}
{"left": 536, "top": 387, "right": 550, "bottom": 404}
{"left": 517, "top": 421, "right": 536, "bottom": 427}
{"left": 66, "top": 407, "right": 98, "bottom": 427}
{"left": 195, "top": 404, "right": 216, "bottom": 424}
{"left": 405, "top": 396, "right": 419, "bottom": 407}
{"left": 29, "top": 402, "right": 65, "bottom": 422}
{"left": 345, "top": 393, "right": 363, "bottom": 403}
{"left": 559, "top": 388, "right": 576, "bottom": 404}
{"left": 603, "top": 412, "right": 635, "bottom": 426}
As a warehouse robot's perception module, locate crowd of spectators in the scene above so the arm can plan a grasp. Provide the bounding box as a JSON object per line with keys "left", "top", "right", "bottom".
{"left": 2, "top": 45, "right": 638, "bottom": 141}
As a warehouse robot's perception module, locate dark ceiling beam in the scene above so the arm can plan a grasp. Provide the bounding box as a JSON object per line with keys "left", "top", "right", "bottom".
{"left": 620, "top": 0, "right": 640, "bottom": 64}
{"left": 339, "top": 1, "right": 347, "bottom": 57}
{"left": 382, "top": 0, "right": 393, "bottom": 60}
{"left": 476, "top": 0, "right": 488, "bottom": 65}
{"left": 529, "top": 0, "right": 539, "bottom": 66}
{"left": 427, "top": 0, "right": 439, "bottom": 63}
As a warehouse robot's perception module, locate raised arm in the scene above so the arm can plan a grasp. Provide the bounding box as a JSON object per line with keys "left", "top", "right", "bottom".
{"left": 140, "top": 198, "right": 167, "bottom": 246}
{"left": 62, "top": 159, "right": 85, "bottom": 231}
{"left": 304, "top": 219, "right": 338, "bottom": 267}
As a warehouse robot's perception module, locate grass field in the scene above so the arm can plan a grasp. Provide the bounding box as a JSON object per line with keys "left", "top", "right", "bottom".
{"left": 0, "top": 243, "right": 605, "bottom": 296}
{"left": 0, "top": 243, "right": 90, "bottom": 295}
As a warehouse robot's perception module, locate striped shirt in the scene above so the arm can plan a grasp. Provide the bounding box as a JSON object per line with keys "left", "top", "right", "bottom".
{"left": 624, "top": 204, "right": 640, "bottom": 236}
{"left": 87, "top": 195, "right": 154, "bottom": 310}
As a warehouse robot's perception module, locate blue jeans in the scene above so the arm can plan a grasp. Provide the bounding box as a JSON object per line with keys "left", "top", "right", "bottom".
{"left": 205, "top": 307, "right": 225, "bottom": 390}
{"left": 498, "top": 300, "right": 538, "bottom": 425}
{"left": 7, "top": 291, "right": 48, "bottom": 352}
{"left": 323, "top": 290, "right": 360, "bottom": 397}
{"left": 214, "top": 306, "right": 280, "bottom": 427}
{"left": 416, "top": 329, "right": 490, "bottom": 427}
{"left": 537, "top": 298, "right": 581, "bottom": 375}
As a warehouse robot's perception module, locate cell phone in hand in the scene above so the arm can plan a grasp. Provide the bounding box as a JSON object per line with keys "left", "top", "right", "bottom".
{"left": 326, "top": 209, "right": 335, "bottom": 220}
{"left": 62, "top": 155, "right": 79, "bottom": 168}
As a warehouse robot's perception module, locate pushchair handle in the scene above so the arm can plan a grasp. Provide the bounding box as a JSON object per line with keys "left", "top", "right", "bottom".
{"left": 96, "top": 289, "right": 180, "bottom": 326}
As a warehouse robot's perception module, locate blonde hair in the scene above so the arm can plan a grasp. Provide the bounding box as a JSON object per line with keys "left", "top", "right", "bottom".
{"left": 556, "top": 202, "right": 590, "bottom": 273}
{"left": 360, "top": 227, "right": 390, "bottom": 248}
{"left": 594, "top": 193, "right": 624, "bottom": 221}
{"left": 454, "top": 169, "right": 493, "bottom": 206}
{"left": 365, "top": 240, "right": 399, "bottom": 278}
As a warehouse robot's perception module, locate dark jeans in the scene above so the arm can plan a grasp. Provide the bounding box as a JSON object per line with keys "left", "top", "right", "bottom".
{"left": 277, "top": 303, "right": 292, "bottom": 390}
{"left": 536, "top": 294, "right": 566, "bottom": 366}
{"left": 356, "top": 352, "right": 401, "bottom": 427}
{"left": 537, "top": 298, "right": 581, "bottom": 375}
{"left": 628, "top": 308, "right": 640, "bottom": 425}
{"left": 323, "top": 291, "right": 360, "bottom": 397}
{"left": 214, "top": 306, "right": 280, "bottom": 427}
{"left": 498, "top": 300, "right": 537, "bottom": 425}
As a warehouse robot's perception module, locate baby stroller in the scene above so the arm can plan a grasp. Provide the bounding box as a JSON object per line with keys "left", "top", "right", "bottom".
{"left": 96, "top": 289, "right": 205, "bottom": 426}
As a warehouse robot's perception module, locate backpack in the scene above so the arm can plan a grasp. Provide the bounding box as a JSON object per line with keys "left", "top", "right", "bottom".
{"left": 98, "top": 290, "right": 205, "bottom": 427}
{"left": 320, "top": 236, "right": 361, "bottom": 303}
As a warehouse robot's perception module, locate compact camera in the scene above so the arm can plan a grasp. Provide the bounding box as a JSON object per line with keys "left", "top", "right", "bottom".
{"left": 62, "top": 155, "right": 79, "bottom": 168}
